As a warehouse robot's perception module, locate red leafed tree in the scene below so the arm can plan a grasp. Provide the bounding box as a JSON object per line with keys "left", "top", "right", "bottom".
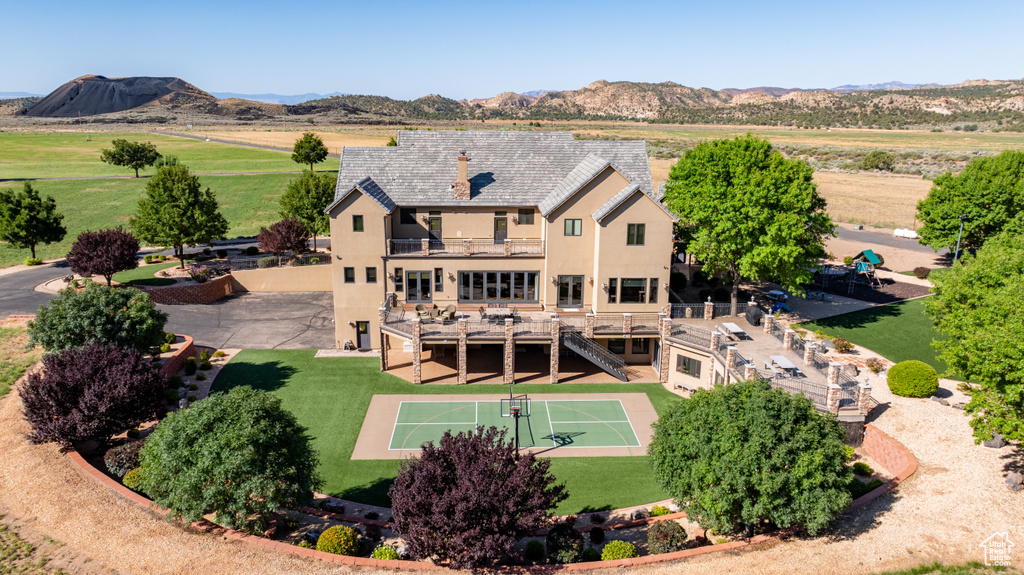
{"left": 256, "top": 217, "right": 310, "bottom": 255}
{"left": 20, "top": 342, "right": 166, "bottom": 447}
{"left": 66, "top": 227, "right": 140, "bottom": 286}
{"left": 389, "top": 426, "right": 567, "bottom": 569}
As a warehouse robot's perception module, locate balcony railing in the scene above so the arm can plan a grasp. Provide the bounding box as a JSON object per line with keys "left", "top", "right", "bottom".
{"left": 387, "top": 238, "right": 544, "bottom": 257}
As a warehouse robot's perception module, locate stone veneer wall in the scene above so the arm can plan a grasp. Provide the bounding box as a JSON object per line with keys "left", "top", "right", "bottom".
{"left": 144, "top": 275, "right": 234, "bottom": 305}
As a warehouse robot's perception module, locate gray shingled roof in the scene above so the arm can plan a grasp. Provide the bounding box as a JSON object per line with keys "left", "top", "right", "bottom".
{"left": 538, "top": 153, "right": 612, "bottom": 216}
{"left": 333, "top": 131, "right": 653, "bottom": 209}
{"left": 324, "top": 176, "right": 397, "bottom": 214}
{"left": 592, "top": 183, "right": 679, "bottom": 223}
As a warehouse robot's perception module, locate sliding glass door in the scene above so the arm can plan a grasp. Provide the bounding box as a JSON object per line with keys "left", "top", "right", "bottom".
{"left": 458, "top": 271, "right": 539, "bottom": 303}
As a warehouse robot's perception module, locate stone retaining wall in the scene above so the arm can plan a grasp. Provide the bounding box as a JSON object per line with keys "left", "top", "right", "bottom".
{"left": 159, "top": 335, "right": 194, "bottom": 378}
{"left": 144, "top": 275, "right": 233, "bottom": 305}
{"left": 851, "top": 423, "right": 918, "bottom": 508}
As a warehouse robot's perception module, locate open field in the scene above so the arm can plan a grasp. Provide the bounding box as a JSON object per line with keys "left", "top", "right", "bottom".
{"left": 0, "top": 319, "right": 40, "bottom": 398}
{"left": 211, "top": 351, "right": 679, "bottom": 513}
{"left": 199, "top": 130, "right": 391, "bottom": 153}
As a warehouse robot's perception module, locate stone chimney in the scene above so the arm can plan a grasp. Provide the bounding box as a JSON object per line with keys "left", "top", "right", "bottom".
{"left": 454, "top": 151, "right": 470, "bottom": 200}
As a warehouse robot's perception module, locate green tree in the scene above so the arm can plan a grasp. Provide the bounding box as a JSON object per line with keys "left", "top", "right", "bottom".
{"left": 386, "top": 136, "right": 397, "bottom": 146}
{"left": 100, "top": 139, "right": 161, "bottom": 178}
{"left": 663, "top": 135, "right": 834, "bottom": 313}
{"left": 0, "top": 182, "right": 66, "bottom": 259}
{"left": 924, "top": 232, "right": 1024, "bottom": 442}
{"left": 861, "top": 150, "right": 895, "bottom": 171}
{"left": 129, "top": 162, "right": 229, "bottom": 269}
{"left": 649, "top": 379, "right": 852, "bottom": 537}
{"left": 279, "top": 170, "right": 336, "bottom": 248}
{"left": 916, "top": 150, "right": 1024, "bottom": 252}
{"left": 291, "top": 132, "right": 329, "bottom": 171}
{"left": 138, "top": 386, "right": 322, "bottom": 529}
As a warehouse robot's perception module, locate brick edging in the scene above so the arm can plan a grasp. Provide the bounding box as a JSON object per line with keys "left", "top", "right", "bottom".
{"left": 850, "top": 423, "right": 918, "bottom": 508}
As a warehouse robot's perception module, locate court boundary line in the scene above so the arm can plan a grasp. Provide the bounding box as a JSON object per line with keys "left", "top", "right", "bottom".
{"left": 391, "top": 401, "right": 479, "bottom": 450}
{"left": 543, "top": 399, "right": 639, "bottom": 448}
{"left": 544, "top": 401, "right": 556, "bottom": 448}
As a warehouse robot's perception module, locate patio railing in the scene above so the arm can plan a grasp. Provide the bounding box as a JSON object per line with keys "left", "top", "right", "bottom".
{"left": 387, "top": 238, "right": 545, "bottom": 257}
{"left": 669, "top": 303, "right": 705, "bottom": 319}
{"left": 668, "top": 324, "right": 713, "bottom": 349}
{"left": 757, "top": 369, "right": 829, "bottom": 406}
{"left": 229, "top": 252, "right": 330, "bottom": 270}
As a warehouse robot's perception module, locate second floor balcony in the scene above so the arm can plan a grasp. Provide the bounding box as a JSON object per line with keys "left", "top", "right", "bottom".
{"left": 387, "top": 238, "right": 545, "bottom": 257}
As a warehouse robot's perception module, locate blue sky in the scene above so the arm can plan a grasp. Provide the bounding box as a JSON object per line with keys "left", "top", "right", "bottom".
{"left": 2, "top": 0, "right": 1021, "bottom": 100}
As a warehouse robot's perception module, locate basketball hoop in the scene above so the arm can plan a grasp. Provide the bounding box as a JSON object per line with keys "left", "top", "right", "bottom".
{"left": 500, "top": 394, "right": 531, "bottom": 458}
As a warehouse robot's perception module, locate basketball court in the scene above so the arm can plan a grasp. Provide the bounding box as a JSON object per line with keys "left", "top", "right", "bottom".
{"left": 351, "top": 393, "right": 658, "bottom": 459}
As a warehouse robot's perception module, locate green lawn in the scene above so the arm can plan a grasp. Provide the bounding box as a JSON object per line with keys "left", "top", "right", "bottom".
{"left": 111, "top": 260, "right": 197, "bottom": 286}
{"left": 0, "top": 325, "right": 41, "bottom": 397}
{"left": 797, "top": 298, "right": 953, "bottom": 377}
{"left": 211, "top": 351, "right": 679, "bottom": 513}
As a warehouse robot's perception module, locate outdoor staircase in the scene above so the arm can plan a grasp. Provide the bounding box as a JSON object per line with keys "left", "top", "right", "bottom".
{"left": 560, "top": 330, "right": 628, "bottom": 382}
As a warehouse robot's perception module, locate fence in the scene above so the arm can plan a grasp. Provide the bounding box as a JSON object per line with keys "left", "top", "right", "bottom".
{"left": 514, "top": 321, "right": 551, "bottom": 337}
{"left": 810, "top": 351, "right": 830, "bottom": 372}
{"left": 387, "top": 238, "right": 545, "bottom": 257}
{"left": 593, "top": 315, "right": 623, "bottom": 334}
{"left": 558, "top": 316, "right": 586, "bottom": 332}
{"left": 757, "top": 370, "right": 829, "bottom": 406}
{"left": 791, "top": 335, "right": 806, "bottom": 355}
{"left": 713, "top": 303, "right": 732, "bottom": 317}
{"left": 768, "top": 321, "right": 786, "bottom": 343}
{"left": 733, "top": 351, "right": 748, "bottom": 372}
{"left": 668, "top": 324, "right": 713, "bottom": 348}
{"left": 229, "top": 252, "right": 329, "bottom": 270}
{"left": 631, "top": 313, "right": 662, "bottom": 332}
{"left": 669, "top": 304, "right": 705, "bottom": 319}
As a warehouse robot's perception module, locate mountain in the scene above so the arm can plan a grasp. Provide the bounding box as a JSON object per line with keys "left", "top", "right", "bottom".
{"left": 208, "top": 91, "right": 347, "bottom": 105}
{"left": 520, "top": 89, "right": 554, "bottom": 98}
{"left": 0, "top": 91, "right": 42, "bottom": 99}
{"left": 721, "top": 86, "right": 805, "bottom": 96}
{"left": 830, "top": 81, "right": 936, "bottom": 92}
{"left": 25, "top": 75, "right": 214, "bottom": 117}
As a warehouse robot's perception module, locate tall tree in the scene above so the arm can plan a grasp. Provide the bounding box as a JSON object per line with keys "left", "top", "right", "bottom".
{"left": 291, "top": 132, "right": 329, "bottom": 171}
{"left": 916, "top": 150, "right": 1024, "bottom": 252}
{"left": 129, "top": 162, "right": 228, "bottom": 269}
{"left": 663, "top": 134, "right": 834, "bottom": 313}
{"left": 279, "top": 170, "right": 336, "bottom": 248}
{"left": 66, "top": 227, "right": 140, "bottom": 286}
{"left": 924, "top": 232, "right": 1024, "bottom": 443}
{"left": 0, "top": 182, "right": 66, "bottom": 260}
{"left": 649, "top": 379, "right": 853, "bottom": 537}
{"left": 100, "top": 139, "right": 161, "bottom": 178}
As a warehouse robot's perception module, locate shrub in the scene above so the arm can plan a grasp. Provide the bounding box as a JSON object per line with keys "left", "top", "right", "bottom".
{"left": 832, "top": 338, "right": 854, "bottom": 353}
{"left": 184, "top": 357, "right": 197, "bottom": 375}
{"left": 257, "top": 217, "right": 310, "bottom": 255}
{"left": 669, "top": 272, "right": 687, "bottom": 291}
{"left": 216, "top": 249, "right": 228, "bottom": 259}
{"left": 852, "top": 462, "right": 873, "bottom": 477}
{"left": 244, "top": 246, "right": 259, "bottom": 256}
{"left": 164, "top": 332, "right": 177, "bottom": 344}
{"left": 647, "top": 520, "right": 688, "bottom": 554}
{"left": 199, "top": 360, "right": 212, "bottom": 370}
{"left": 160, "top": 343, "right": 171, "bottom": 353}
{"left": 187, "top": 394, "right": 197, "bottom": 402}
{"left": 317, "top": 525, "right": 358, "bottom": 556}
{"left": 187, "top": 265, "right": 212, "bottom": 283}
{"left": 847, "top": 477, "right": 884, "bottom": 499}
{"left": 199, "top": 349, "right": 211, "bottom": 362}
{"left": 188, "top": 383, "right": 198, "bottom": 391}
{"left": 257, "top": 256, "right": 278, "bottom": 269}
{"left": 28, "top": 283, "right": 167, "bottom": 353}
{"left": 66, "top": 227, "right": 140, "bottom": 286}
{"left": 524, "top": 540, "right": 545, "bottom": 561}
{"left": 589, "top": 526, "right": 605, "bottom": 545}
{"left": 843, "top": 445, "right": 855, "bottom": 461}
{"left": 887, "top": 360, "right": 939, "bottom": 398}
{"left": 545, "top": 520, "right": 584, "bottom": 564}
{"left": 697, "top": 288, "right": 712, "bottom": 302}
{"left": 24, "top": 257, "right": 43, "bottom": 265}
{"left": 650, "top": 504, "right": 671, "bottom": 517}
{"left": 364, "top": 511, "right": 379, "bottom": 520}
{"left": 371, "top": 543, "right": 400, "bottom": 560}
{"left": 843, "top": 256, "right": 854, "bottom": 265}
{"left": 194, "top": 374, "right": 205, "bottom": 382}
{"left": 202, "top": 247, "right": 211, "bottom": 255}
{"left": 580, "top": 547, "right": 601, "bottom": 562}
{"left": 104, "top": 441, "right": 145, "bottom": 477}
{"left": 164, "top": 388, "right": 179, "bottom": 403}
{"left": 712, "top": 287, "right": 730, "bottom": 302}
{"left": 138, "top": 387, "right": 322, "bottom": 529}
{"left": 168, "top": 374, "right": 183, "bottom": 387}
{"left": 213, "top": 350, "right": 226, "bottom": 358}
{"left": 122, "top": 467, "right": 145, "bottom": 491}
{"left": 913, "top": 266, "right": 931, "bottom": 279}
{"left": 865, "top": 357, "right": 884, "bottom": 374}
{"left": 589, "top": 513, "right": 603, "bottom": 525}
{"left": 144, "top": 254, "right": 154, "bottom": 264}
{"left": 127, "top": 428, "right": 141, "bottom": 439}
{"left": 364, "top": 523, "right": 382, "bottom": 541}
{"left": 601, "top": 540, "right": 638, "bottom": 561}
{"left": 861, "top": 150, "right": 896, "bottom": 171}
{"left": 21, "top": 342, "right": 166, "bottom": 446}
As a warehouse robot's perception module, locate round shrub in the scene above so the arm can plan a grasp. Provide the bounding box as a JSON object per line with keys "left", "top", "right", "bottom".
{"left": 160, "top": 342, "right": 171, "bottom": 353}
{"left": 257, "top": 256, "right": 278, "bottom": 269}
{"left": 244, "top": 246, "right": 259, "bottom": 256}
{"left": 852, "top": 461, "right": 872, "bottom": 477}
{"left": 123, "top": 467, "right": 145, "bottom": 491}
{"left": 601, "top": 540, "right": 638, "bottom": 561}
{"left": 647, "top": 520, "right": 688, "bottom": 555}
{"left": 913, "top": 266, "right": 931, "bottom": 279}
{"left": 164, "top": 332, "right": 177, "bottom": 345}
{"left": 649, "top": 504, "right": 671, "bottom": 517}
{"left": 317, "top": 525, "right": 358, "bottom": 556}
{"left": 832, "top": 338, "right": 854, "bottom": 353}
{"left": 371, "top": 543, "right": 400, "bottom": 560}
{"left": 184, "top": 356, "right": 197, "bottom": 376}
{"left": 545, "top": 521, "right": 584, "bottom": 564}
{"left": 524, "top": 540, "right": 545, "bottom": 561}
{"left": 843, "top": 445, "right": 855, "bottom": 461}
{"left": 216, "top": 249, "right": 228, "bottom": 259}
{"left": 589, "top": 513, "right": 603, "bottom": 525}
{"left": 589, "top": 526, "right": 605, "bottom": 545}
{"left": 364, "top": 523, "right": 382, "bottom": 541}
{"left": 580, "top": 547, "right": 601, "bottom": 562}
{"left": 213, "top": 350, "right": 226, "bottom": 358}
{"left": 164, "top": 388, "right": 179, "bottom": 403}
{"left": 104, "top": 441, "right": 145, "bottom": 477}
{"left": 887, "top": 360, "right": 939, "bottom": 398}
{"left": 202, "top": 247, "right": 211, "bottom": 255}
{"left": 24, "top": 257, "right": 43, "bottom": 266}
{"left": 865, "top": 357, "right": 884, "bottom": 374}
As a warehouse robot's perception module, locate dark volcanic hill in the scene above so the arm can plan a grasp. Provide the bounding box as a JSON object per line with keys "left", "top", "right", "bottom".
{"left": 25, "top": 75, "right": 214, "bottom": 117}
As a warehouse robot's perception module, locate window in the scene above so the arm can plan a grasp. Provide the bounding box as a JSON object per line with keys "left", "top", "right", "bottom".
{"left": 627, "top": 223, "right": 645, "bottom": 246}
{"left": 343, "top": 267, "right": 355, "bottom": 283}
{"left": 608, "top": 339, "right": 626, "bottom": 354}
{"left": 353, "top": 215, "right": 364, "bottom": 232}
{"left": 394, "top": 267, "right": 404, "bottom": 291}
{"left": 632, "top": 338, "right": 650, "bottom": 354}
{"left": 518, "top": 209, "right": 534, "bottom": 225}
{"left": 495, "top": 210, "right": 507, "bottom": 216}
{"left": 676, "top": 355, "right": 702, "bottom": 378}
{"left": 564, "top": 218, "right": 582, "bottom": 236}
{"left": 649, "top": 278, "right": 658, "bottom": 304}
{"left": 434, "top": 268, "right": 444, "bottom": 292}
{"left": 399, "top": 208, "right": 415, "bottom": 225}
{"left": 608, "top": 278, "right": 617, "bottom": 304}
{"left": 457, "top": 271, "right": 540, "bottom": 303}
{"left": 366, "top": 267, "right": 377, "bottom": 283}
{"left": 619, "top": 278, "right": 647, "bottom": 303}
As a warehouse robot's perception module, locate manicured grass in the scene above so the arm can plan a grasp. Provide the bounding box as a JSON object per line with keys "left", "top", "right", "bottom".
{"left": 211, "top": 351, "right": 678, "bottom": 513}
{"left": 797, "top": 298, "right": 953, "bottom": 377}
{"left": 111, "top": 260, "right": 194, "bottom": 286}
{"left": 0, "top": 324, "right": 41, "bottom": 397}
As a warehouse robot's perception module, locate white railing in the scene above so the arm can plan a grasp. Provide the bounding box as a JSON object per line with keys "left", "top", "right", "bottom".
{"left": 387, "top": 238, "right": 544, "bottom": 257}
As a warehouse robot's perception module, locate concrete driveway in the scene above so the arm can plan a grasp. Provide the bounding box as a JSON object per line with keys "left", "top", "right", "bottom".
{"left": 0, "top": 262, "right": 66, "bottom": 317}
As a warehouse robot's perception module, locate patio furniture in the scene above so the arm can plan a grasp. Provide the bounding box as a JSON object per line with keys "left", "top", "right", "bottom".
{"left": 721, "top": 322, "right": 748, "bottom": 340}
{"left": 763, "top": 361, "right": 781, "bottom": 376}
{"left": 439, "top": 304, "right": 457, "bottom": 321}
{"left": 766, "top": 289, "right": 788, "bottom": 302}
{"left": 770, "top": 355, "right": 797, "bottom": 375}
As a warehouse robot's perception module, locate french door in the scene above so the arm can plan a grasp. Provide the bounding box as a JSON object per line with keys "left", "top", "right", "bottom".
{"left": 557, "top": 275, "right": 584, "bottom": 308}
{"left": 406, "top": 271, "right": 432, "bottom": 303}
{"left": 494, "top": 217, "right": 507, "bottom": 244}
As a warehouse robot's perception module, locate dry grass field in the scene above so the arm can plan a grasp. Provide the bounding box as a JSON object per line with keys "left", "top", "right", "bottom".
{"left": 198, "top": 130, "right": 391, "bottom": 153}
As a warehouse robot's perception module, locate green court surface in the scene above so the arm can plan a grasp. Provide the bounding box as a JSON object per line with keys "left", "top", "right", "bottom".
{"left": 389, "top": 399, "right": 640, "bottom": 451}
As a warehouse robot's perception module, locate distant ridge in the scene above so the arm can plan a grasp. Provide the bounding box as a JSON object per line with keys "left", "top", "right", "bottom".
{"left": 721, "top": 86, "right": 805, "bottom": 96}
{"left": 26, "top": 75, "right": 214, "bottom": 117}
{"left": 0, "top": 91, "right": 42, "bottom": 100}
{"left": 520, "top": 89, "right": 554, "bottom": 99}
{"left": 830, "top": 81, "right": 937, "bottom": 92}
{"left": 209, "top": 91, "right": 347, "bottom": 105}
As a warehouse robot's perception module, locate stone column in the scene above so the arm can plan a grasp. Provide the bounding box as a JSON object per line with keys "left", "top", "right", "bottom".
{"left": 420, "top": 238, "right": 430, "bottom": 256}
{"left": 503, "top": 318, "right": 515, "bottom": 385}
{"left": 744, "top": 363, "right": 757, "bottom": 380}
{"left": 827, "top": 362, "right": 842, "bottom": 386}
{"left": 622, "top": 313, "right": 632, "bottom": 336}
{"left": 504, "top": 239, "right": 512, "bottom": 257}
{"left": 725, "top": 346, "right": 737, "bottom": 383}
{"left": 826, "top": 383, "right": 842, "bottom": 415}
{"left": 457, "top": 318, "right": 468, "bottom": 385}
{"left": 378, "top": 307, "right": 388, "bottom": 371}
{"left": 658, "top": 313, "right": 671, "bottom": 384}
{"left": 411, "top": 318, "right": 422, "bottom": 385}
{"left": 783, "top": 329, "right": 795, "bottom": 350}
{"left": 710, "top": 331, "right": 721, "bottom": 352}
{"left": 585, "top": 313, "right": 595, "bottom": 339}
{"left": 462, "top": 239, "right": 472, "bottom": 257}
{"left": 803, "top": 341, "right": 816, "bottom": 366}
{"left": 857, "top": 382, "right": 873, "bottom": 415}
{"left": 763, "top": 313, "right": 774, "bottom": 334}
{"left": 704, "top": 299, "right": 714, "bottom": 320}
{"left": 549, "top": 315, "right": 560, "bottom": 384}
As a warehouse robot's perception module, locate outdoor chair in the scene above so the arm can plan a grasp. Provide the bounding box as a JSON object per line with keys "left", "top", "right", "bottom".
{"left": 439, "top": 304, "right": 457, "bottom": 321}
{"left": 415, "top": 303, "right": 430, "bottom": 320}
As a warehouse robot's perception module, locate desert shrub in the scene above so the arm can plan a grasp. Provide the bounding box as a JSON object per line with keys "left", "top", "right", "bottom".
{"left": 213, "top": 350, "right": 226, "bottom": 358}
{"left": 104, "top": 441, "right": 145, "bottom": 477}
{"left": 371, "top": 543, "right": 400, "bottom": 560}
{"left": 28, "top": 283, "right": 167, "bottom": 353}
{"left": 184, "top": 357, "right": 197, "bottom": 375}
{"left": 887, "top": 360, "right": 939, "bottom": 398}
{"left": 843, "top": 256, "right": 854, "bottom": 265}
{"left": 601, "top": 540, "right": 638, "bottom": 561}
{"left": 164, "top": 388, "right": 179, "bottom": 403}
{"left": 24, "top": 257, "right": 43, "bottom": 266}
{"left": 861, "top": 150, "right": 896, "bottom": 171}
{"left": 187, "top": 394, "right": 197, "bottom": 402}
{"left": 647, "top": 520, "right": 688, "bottom": 554}
{"left": 865, "top": 357, "right": 884, "bottom": 374}
{"left": 589, "top": 513, "right": 603, "bottom": 525}
{"left": 832, "top": 338, "right": 854, "bottom": 353}
{"left": 21, "top": 342, "right": 166, "bottom": 446}
{"left": 257, "top": 256, "right": 278, "bottom": 269}
{"left": 317, "top": 525, "right": 358, "bottom": 556}
{"left": 243, "top": 246, "right": 259, "bottom": 256}
{"left": 364, "top": 523, "right": 382, "bottom": 541}
{"left": 188, "top": 383, "right": 198, "bottom": 391}
{"left": 160, "top": 343, "right": 171, "bottom": 353}
{"left": 852, "top": 462, "right": 872, "bottom": 477}
{"left": 524, "top": 540, "right": 545, "bottom": 561}
{"left": 589, "top": 526, "right": 605, "bottom": 545}
{"left": 546, "top": 520, "right": 584, "bottom": 564}
{"left": 194, "top": 373, "right": 205, "bottom": 382}
{"left": 202, "top": 247, "right": 211, "bottom": 255}
{"left": 199, "top": 360, "right": 212, "bottom": 371}
{"left": 168, "top": 374, "right": 183, "bottom": 387}
{"left": 216, "top": 249, "right": 227, "bottom": 259}
{"left": 847, "top": 477, "right": 884, "bottom": 499}
{"left": 144, "top": 254, "right": 154, "bottom": 264}
{"left": 913, "top": 266, "right": 931, "bottom": 279}
{"left": 712, "top": 287, "right": 730, "bottom": 302}
{"left": 122, "top": 467, "right": 145, "bottom": 491}
{"left": 187, "top": 265, "right": 212, "bottom": 283}
{"left": 66, "top": 227, "right": 140, "bottom": 286}
{"left": 580, "top": 547, "right": 601, "bottom": 562}
{"left": 843, "top": 445, "right": 855, "bottom": 461}
{"left": 650, "top": 504, "right": 671, "bottom": 517}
